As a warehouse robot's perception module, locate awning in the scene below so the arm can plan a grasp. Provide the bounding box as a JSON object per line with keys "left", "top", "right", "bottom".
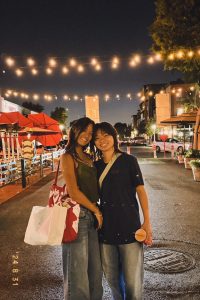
{"left": 161, "top": 113, "right": 197, "bottom": 124}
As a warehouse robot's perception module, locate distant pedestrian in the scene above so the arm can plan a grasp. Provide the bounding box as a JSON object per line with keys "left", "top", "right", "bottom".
{"left": 93, "top": 122, "right": 153, "bottom": 300}
{"left": 60, "top": 117, "right": 103, "bottom": 300}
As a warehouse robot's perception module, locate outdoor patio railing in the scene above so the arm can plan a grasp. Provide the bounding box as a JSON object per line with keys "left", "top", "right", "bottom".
{"left": 0, "top": 149, "right": 64, "bottom": 188}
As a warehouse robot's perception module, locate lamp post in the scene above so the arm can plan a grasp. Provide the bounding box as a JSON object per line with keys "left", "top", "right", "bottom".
{"left": 151, "top": 124, "right": 157, "bottom": 158}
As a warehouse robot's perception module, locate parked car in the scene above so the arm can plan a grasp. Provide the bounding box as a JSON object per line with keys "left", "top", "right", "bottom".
{"left": 131, "top": 136, "right": 147, "bottom": 145}
{"left": 154, "top": 138, "right": 191, "bottom": 153}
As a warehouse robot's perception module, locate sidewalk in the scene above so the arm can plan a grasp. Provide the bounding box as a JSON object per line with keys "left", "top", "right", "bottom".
{"left": 0, "top": 167, "right": 54, "bottom": 205}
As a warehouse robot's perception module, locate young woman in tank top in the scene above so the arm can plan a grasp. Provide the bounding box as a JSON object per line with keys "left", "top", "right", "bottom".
{"left": 60, "top": 117, "right": 103, "bottom": 300}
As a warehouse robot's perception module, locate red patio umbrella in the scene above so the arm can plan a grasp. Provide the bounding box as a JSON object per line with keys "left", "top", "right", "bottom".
{"left": 0, "top": 113, "right": 14, "bottom": 125}
{"left": 28, "top": 112, "right": 60, "bottom": 132}
{"left": 18, "top": 126, "right": 62, "bottom": 146}
{"left": 1, "top": 112, "right": 33, "bottom": 127}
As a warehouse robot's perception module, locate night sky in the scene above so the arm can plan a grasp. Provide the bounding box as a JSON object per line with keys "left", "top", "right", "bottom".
{"left": 0, "top": 0, "right": 180, "bottom": 125}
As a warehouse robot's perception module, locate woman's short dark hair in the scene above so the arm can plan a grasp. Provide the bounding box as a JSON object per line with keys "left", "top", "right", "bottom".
{"left": 92, "top": 122, "right": 122, "bottom": 159}
{"left": 65, "top": 117, "right": 95, "bottom": 159}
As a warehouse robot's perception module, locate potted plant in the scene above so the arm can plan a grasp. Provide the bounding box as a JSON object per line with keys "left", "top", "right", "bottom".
{"left": 184, "top": 149, "right": 200, "bottom": 169}
{"left": 190, "top": 160, "right": 200, "bottom": 182}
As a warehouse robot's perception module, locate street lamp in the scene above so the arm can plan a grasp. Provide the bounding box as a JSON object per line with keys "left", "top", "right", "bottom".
{"left": 151, "top": 124, "right": 157, "bottom": 158}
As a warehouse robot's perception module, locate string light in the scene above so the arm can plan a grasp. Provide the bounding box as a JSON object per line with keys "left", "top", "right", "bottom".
{"left": 69, "top": 58, "right": 77, "bottom": 67}
{"left": 46, "top": 67, "right": 53, "bottom": 75}
{"left": 27, "top": 58, "right": 35, "bottom": 66}
{"left": 48, "top": 58, "right": 57, "bottom": 68}
{"left": 168, "top": 53, "right": 175, "bottom": 60}
{"left": 91, "top": 58, "right": 98, "bottom": 66}
{"left": 104, "top": 94, "right": 110, "bottom": 102}
{"left": 147, "top": 56, "right": 155, "bottom": 64}
{"left": 63, "top": 95, "right": 69, "bottom": 100}
{"left": 187, "top": 51, "right": 194, "bottom": 58}
{"left": 2, "top": 48, "right": 200, "bottom": 78}
{"left": 33, "top": 94, "right": 39, "bottom": 100}
{"left": 31, "top": 68, "right": 38, "bottom": 75}
{"left": 111, "top": 56, "right": 120, "bottom": 69}
{"left": 62, "top": 66, "right": 69, "bottom": 74}
{"left": 15, "top": 69, "right": 23, "bottom": 76}
{"left": 95, "top": 64, "right": 102, "bottom": 71}
{"left": 77, "top": 65, "right": 84, "bottom": 73}
{"left": 176, "top": 51, "right": 184, "bottom": 59}
{"left": 5, "top": 57, "right": 15, "bottom": 67}
{"left": 154, "top": 53, "right": 162, "bottom": 61}
{"left": 3, "top": 84, "right": 199, "bottom": 103}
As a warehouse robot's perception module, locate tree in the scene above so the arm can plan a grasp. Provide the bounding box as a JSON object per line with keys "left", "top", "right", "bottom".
{"left": 150, "top": 0, "right": 200, "bottom": 82}
{"left": 137, "top": 120, "right": 147, "bottom": 135}
{"left": 114, "top": 123, "right": 130, "bottom": 139}
{"left": 178, "top": 83, "right": 200, "bottom": 111}
{"left": 22, "top": 101, "right": 44, "bottom": 112}
{"left": 51, "top": 107, "right": 68, "bottom": 126}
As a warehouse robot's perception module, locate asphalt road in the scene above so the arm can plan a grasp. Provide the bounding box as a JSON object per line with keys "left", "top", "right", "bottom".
{"left": 0, "top": 147, "right": 200, "bottom": 300}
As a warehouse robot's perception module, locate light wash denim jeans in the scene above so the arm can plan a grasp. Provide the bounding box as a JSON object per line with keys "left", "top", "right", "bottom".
{"left": 100, "top": 242, "right": 144, "bottom": 300}
{"left": 62, "top": 208, "right": 103, "bottom": 300}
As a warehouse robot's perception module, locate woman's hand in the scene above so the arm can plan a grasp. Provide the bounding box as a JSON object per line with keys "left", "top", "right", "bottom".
{"left": 94, "top": 211, "right": 103, "bottom": 230}
{"left": 141, "top": 222, "right": 153, "bottom": 246}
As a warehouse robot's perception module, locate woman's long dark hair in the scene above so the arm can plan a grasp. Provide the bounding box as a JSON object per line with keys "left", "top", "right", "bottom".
{"left": 92, "top": 122, "right": 122, "bottom": 159}
{"left": 65, "top": 117, "right": 95, "bottom": 159}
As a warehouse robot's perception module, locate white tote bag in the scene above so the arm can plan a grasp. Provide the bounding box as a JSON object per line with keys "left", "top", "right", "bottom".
{"left": 24, "top": 205, "right": 67, "bottom": 246}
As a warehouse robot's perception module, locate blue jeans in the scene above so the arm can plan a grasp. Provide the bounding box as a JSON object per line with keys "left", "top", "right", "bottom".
{"left": 62, "top": 208, "right": 103, "bottom": 300}
{"left": 100, "top": 242, "right": 144, "bottom": 300}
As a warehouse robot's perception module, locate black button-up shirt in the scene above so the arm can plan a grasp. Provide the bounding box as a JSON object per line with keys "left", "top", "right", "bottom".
{"left": 95, "top": 153, "right": 144, "bottom": 245}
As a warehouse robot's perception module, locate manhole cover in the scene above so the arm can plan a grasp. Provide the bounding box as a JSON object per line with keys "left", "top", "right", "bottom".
{"left": 144, "top": 249, "right": 196, "bottom": 274}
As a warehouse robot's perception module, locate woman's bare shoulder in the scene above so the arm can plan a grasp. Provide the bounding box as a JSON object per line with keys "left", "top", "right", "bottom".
{"left": 61, "top": 153, "right": 74, "bottom": 164}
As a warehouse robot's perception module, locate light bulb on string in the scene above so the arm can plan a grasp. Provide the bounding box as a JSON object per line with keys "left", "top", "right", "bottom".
{"left": 154, "top": 53, "right": 162, "bottom": 61}
{"left": 48, "top": 58, "right": 57, "bottom": 68}
{"left": 104, "top": 94, "right": 110, "bottom": 102}
{"left": 111, "top": 56, "right": 120, "bottom": 69}
{"left": 63, "top": 95, "right": 69, "bottom": 101}
{"left": 148, "top": 91, "right": 153, "bottom": 96}
{"left": 95, "top": 64, "right": 102, "bottom": 71}
{"left": 168, "top": 53, "right": 175, "bottom": 60}
{"left": 27, "top": 58, "right": 35, "bottom": 66}
{"left": 116, "top": 94, "right": 120, "bottom": 100}
{"left": 5, "top": 57, "right": 15, "bottom": 67}
{"left": 77, "top": 65, "right": 84, "bottom": 73}
{"left": 91, "top": 58, "right": 98, "bottom": 66}
{"left": 46, "top": 67, "right": 53, "bottom": 75}
{"left": 31, "top": 68, "right": 38, "bottom": 75}
{"left": 126, "top": 93, "right": 132, "bottom": 100}
{"left": 13, "top": 92, "right": 18, "bottom": 97}
{"left": 15, "top": 69, "right": 23, "bottom": 77}
{"left": 187, "top": 51, "right": 194, "bottom": 58}
{"left": 137, "top": 92, "right": 141, "bottom": 97}
{"left": 69, "top": 58, "right": 77, "bottom": 67}
{"left": 33, "top": 94, "right": 39, "bottom": 100}
{"left": 176, "top": 50, "right": 184, "bottom": 59}
{"left": 74, "top": 95, "right": 79, "bottom": 101}
{"left": 62, "top": 66, "right": 69, "bottom": 74}
{"left": 129, "top": 59, "right": 137, "bottom": 67}
{"left": 147, "top": 56, "right": 154, "bottom": 64}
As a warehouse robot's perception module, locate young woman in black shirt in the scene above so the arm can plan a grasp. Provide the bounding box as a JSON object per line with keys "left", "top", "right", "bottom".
{"left": 93, "top": 122, "right": 152, "bottom": 300}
